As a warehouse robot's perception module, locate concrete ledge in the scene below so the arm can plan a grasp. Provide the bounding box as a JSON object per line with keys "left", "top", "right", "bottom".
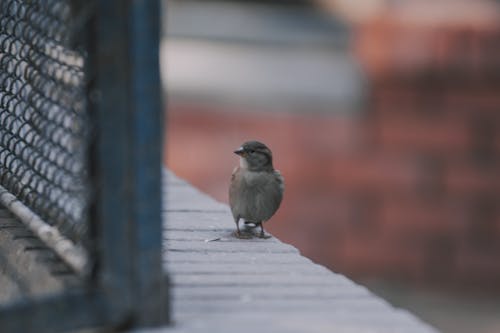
{"left": 0, "top": 209, "right": 79, "bottom": 304}
{"left": 148, "top": 170, "right": 439, "bottom": 333}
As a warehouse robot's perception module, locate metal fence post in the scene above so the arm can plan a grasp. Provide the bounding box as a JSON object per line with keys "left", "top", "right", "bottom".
{"left": 93, "top": 0, "right": 169, "bottom": 326}
{"left": 130, "top": 0, "right": 170, "bottom": 326}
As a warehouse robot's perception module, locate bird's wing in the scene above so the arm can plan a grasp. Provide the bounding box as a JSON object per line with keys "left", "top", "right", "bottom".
{"left": 274, "top": 169, "right": 285, "bottom": 193}
{"left": 229, "top": 167, "right": 241, "bottom": 211}
{"left": 231, "top": 166, "right": 239, "bottom": 182}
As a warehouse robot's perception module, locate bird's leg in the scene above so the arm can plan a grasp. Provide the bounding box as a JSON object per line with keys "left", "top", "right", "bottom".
{"left": 258, "top": 222, "right": 271, "bottom": 239}
{"left": 235, "top": 217, "right": 251, "bottom": 239}
{"left": 235, "top": 217, "right": 243, "bottom": 237}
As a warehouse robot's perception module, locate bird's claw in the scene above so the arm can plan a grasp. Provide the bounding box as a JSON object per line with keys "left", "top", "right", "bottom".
{"left": 259, "top": 232, "right": 272, "bottom": 239}
{"left": 234, "top": 230, "right": 253, "bottom": 239}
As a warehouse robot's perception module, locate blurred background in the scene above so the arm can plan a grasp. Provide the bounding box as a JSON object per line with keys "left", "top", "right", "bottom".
{"left": 161, "top": 1, "right": 500, "bottom": 332}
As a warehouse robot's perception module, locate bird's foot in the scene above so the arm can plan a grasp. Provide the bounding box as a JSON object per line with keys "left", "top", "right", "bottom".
{"left": 258, "top": 232, "right": 272, "bottom": 239}
{"left": 257, "top": 223, "right": 271, "bottom": 239}
{"left": 234, "top": 230, "right": 253, "bottom": 239}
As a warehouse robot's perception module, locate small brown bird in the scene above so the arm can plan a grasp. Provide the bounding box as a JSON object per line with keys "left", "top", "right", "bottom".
{"left": 229, "top": 141, "right": 284, "bottom": 238}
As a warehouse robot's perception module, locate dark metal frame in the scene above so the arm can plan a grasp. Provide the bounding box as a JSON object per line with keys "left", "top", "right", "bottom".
{"left": 0, "top": 0, "right": 169, "bottom": 331}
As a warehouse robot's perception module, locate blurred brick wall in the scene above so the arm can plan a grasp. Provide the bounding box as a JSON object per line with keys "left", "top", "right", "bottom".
{"left": 166, "top": 1, "right": 500, "bottom": 289}
{"left": 351, "top": 2, "right": 500, "bottom": 288}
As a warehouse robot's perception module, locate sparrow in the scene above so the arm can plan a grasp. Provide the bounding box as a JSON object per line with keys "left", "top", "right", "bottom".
{"left": 229, "top": 141, "right": 284, "bottom": 238}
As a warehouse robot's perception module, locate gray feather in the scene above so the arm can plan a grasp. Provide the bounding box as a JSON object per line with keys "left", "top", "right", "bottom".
{"left": 229, "top": 168, "right": 284, "bottom": 223}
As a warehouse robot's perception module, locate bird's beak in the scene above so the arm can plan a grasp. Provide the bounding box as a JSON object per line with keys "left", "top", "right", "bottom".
{"left": 234, "top": 147, "right": 246, "bottom": 157}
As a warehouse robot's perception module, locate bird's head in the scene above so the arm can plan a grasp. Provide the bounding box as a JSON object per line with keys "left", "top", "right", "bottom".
{"left": 234, "top": 141, "right": 273, "bottom": 171}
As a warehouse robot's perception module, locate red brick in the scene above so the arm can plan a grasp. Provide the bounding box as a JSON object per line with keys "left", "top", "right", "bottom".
{"left": 443, "top": 162, "right": 500, "bottom": 195}
{"left": 337, "top": 231, "right": 426, "bottom": 280}
{"left": 372, "top": 85, "right": 500, "bottom": 117}
{"left": 455, "top": 247, "right": 500, "bottom": 286}
{"left": 496, "top": 133, "right": 500, "bottom": 155}
{"left": 354, "top": 2, "right": 500, "bottom": 80}
{"left": 328, "top": 155, "right": 424, "bottom": 194}
{"left": 441, "top": 88, "right": 500, "bottom": 116}
{"left": 374, "top": 116, "right": 470, "bottom": 154}
{"left": 378, "top": 199, "right": 463, "bottom": 234}
{"left": 371, "top": 86, "right": 433, "bottom": 114}
{"left": 496, "top": 214, "right": 500, "bottom": 239}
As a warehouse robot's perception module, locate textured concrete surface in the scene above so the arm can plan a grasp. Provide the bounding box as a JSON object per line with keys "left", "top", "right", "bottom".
{"left": 0, "top": 170, "right": 439, "bottom": 332}
{"left": 0, "top": 209, "right": 79, "bottom": 304}
{"left": 138, "top": 170, "right": 439, "bottom": 333}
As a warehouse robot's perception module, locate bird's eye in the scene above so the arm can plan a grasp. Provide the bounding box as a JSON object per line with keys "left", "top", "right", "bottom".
{"left": 247, "top": 149, "right": 255, "bottom": 154}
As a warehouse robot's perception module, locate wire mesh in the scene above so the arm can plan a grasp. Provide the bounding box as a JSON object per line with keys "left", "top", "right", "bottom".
{"left": 0, "top": 1, "right": 92, "bottom": 252}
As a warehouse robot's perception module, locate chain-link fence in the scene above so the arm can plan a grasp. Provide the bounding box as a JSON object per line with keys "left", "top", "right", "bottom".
{"left": 0, "top": 0, "right": 93, "bottom": 273}
{"left": 0, "top": 1, "right": 168, "bottom": 331}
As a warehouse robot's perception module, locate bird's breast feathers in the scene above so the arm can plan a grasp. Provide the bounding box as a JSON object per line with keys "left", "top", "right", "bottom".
{"left": 230, "top": 168, "right": 284, "bottom": 222}
{"left": 232, "top": 167, "right": 283, "bottom": 188}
